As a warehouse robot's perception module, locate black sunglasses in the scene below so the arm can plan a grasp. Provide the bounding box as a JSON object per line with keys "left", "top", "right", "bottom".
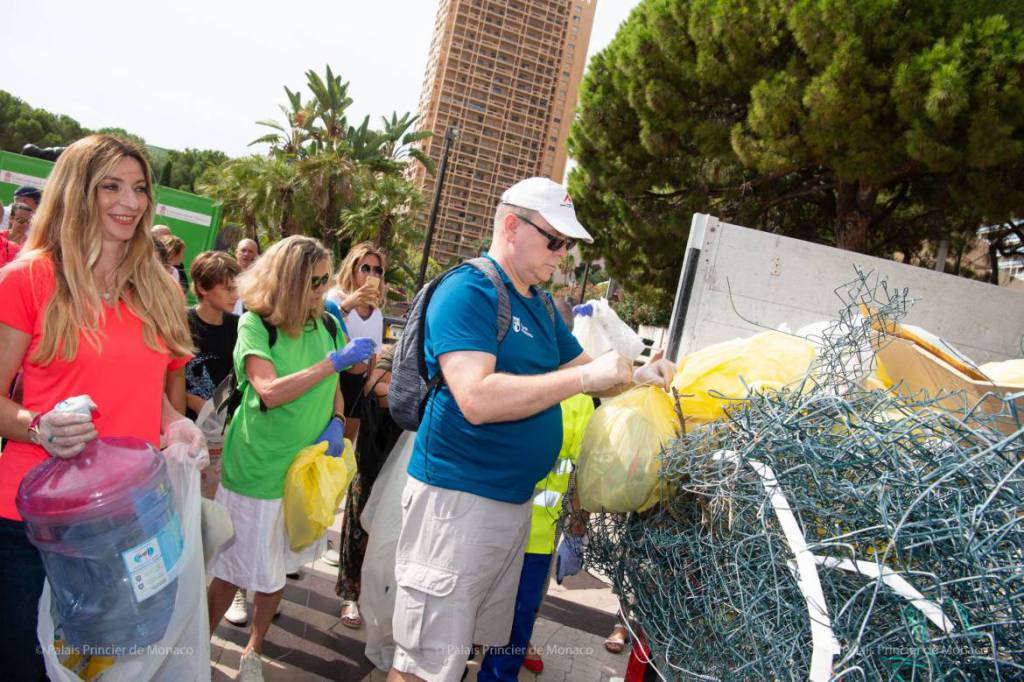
{"left": 516, "top": 215, "right": 576, "bottom": 252}
{"left": 359, "top": 264, "right": 385, "bottom": 276}
{"left": 311, "top": 273, "right": 330, "bottom": 289}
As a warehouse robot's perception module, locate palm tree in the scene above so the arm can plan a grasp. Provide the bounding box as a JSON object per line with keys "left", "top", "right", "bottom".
{"left": 250, "top": 86, "right": 315, "bottom": 158}
{"left": 378, "top": 112, "right": 435, "bottom": 175}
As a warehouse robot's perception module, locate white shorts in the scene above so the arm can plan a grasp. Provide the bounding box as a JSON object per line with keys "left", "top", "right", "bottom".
{"left": 207, "top": 485, "right": 324, "bottom": 594}
{"left": 391, "top": 478, "right": 531, "bottom": 682}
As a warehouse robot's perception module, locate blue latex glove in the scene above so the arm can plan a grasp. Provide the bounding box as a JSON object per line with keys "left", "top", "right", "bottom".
{"left": 572, "top": 303, "right": 594, "bottom": 317}
{"left": 555, "top": 534, "right": 585, "bottom": 584}
{"left": 327, "top": 337, "right": 376, "bottom": 372}
{"left": 315, "top": 416, "right": 345, "bottom": 457}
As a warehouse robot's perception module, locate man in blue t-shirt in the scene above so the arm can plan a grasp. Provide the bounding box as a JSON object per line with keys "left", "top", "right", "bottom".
{"left": 389, "top": 178, "right": 676, "bottom": 682}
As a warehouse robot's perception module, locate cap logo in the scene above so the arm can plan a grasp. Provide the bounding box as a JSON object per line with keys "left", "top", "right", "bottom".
{"left": 561, "top": 193, "right": 574, "bottom": 208}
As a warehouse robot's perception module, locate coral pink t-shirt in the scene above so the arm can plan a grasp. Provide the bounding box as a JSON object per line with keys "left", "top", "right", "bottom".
{"left": 0, "top": 256, "right": 189, "bottom": 520}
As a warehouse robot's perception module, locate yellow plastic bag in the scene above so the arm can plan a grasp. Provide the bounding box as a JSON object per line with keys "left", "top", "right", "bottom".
{"left": 670, "top": 331, "right": 816, "bottom": 422}
{"left": 576, "top": 386, "right": 679, "bottom": 513}
{"left": 283, "top": 439, "right": 356, "bottom": 551}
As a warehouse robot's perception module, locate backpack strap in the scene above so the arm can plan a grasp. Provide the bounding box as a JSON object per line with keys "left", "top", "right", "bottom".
{"left": 532, "top": 286, "right": 556, "bottom": 325}
{"left": 464, "top": 257, "right": 512, "bottom": 343}
{"left": 321, "top": 312, "right": 339, "bottom": 349}
{"left": 260, "top": 316, "right": 278, "bottom": 348}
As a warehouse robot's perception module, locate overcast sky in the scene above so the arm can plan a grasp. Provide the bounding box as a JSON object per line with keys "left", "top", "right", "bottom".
{"left": 3, "top": 1, "right": 639, "bottom": 159}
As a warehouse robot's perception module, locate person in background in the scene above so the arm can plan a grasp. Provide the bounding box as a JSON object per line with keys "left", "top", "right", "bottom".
{"left": 13, "top": 186, "right": 42, "bottom": 212}
{"left": 158, "top": 234, "right": 188, "bottom": 293}
{"left": 322, "top": 243, "right": 387, "bottom": 627}
{"left": 4, "top": 203, "right": 34, "bottom": 244}
{"left": 151, "top": 224, "right": 173, "bottom": 239}
{"left": 185, "top": 249, "right": 248, "bottom": 627}
{"left": 184, "top": 251, "right": 240, "bottom": 420}
{"left": 0, "top": 134, "right": 206, "bottom": 680}
{"left": 206, "top": 235, "right": 375, "bottom": 682}
{"left": 0, "top": 204, "right": 33, "bottom": 268}
{"left": 0, "top": 187, "right": 40, "bottom": 232}
{"left": 325, "top": 241, "right": 386, "bottom": 428}
{"left": 477, "top": 297, "right": 595, "bottom": 680}
{"left": 233, "top": 238, "right": 260, "bottom": 315}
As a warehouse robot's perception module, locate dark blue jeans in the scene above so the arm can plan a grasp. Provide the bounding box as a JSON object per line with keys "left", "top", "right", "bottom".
{"left": 0, "top": 517, "right": 48, "bottom": 680}
{"left": 478, "top": 552, "right": 552, "bottom": 682}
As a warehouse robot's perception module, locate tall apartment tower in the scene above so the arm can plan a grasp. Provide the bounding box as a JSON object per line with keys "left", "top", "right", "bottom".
{"left": 410, "top": 0, "right": 597, "bottom": 262}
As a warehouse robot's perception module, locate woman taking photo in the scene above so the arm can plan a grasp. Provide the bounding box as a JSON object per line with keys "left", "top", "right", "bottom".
{"left": 325, "top": 241, "right": 387, "bottom": 429}
{"left": 0, "top": 134, "right": 205, "bottom": 679}
{"left": 323, "top": 242, "right": 388, "bottom": 628}
{"left": 206, "top": 235, "right": 374, "bottom": 682}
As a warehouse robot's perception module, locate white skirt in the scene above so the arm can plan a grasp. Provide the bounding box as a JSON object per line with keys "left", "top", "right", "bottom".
{"left": 207, "top": 485, "right": 325, "bottom": 593}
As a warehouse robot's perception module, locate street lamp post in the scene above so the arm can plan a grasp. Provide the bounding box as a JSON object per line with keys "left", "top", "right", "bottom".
{"left": 416, "top": 126, "right": 458, "bottom": 292}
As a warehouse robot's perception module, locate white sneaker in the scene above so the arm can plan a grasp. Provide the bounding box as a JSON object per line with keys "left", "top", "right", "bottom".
{"left": 225, "top": 589, "right": 249, "bottom": 626}
{"left": 237, "top": 648, "right": 264, "bottom": 682}
{"left": 322, "top": 548, "right": 340, "bottom": 566}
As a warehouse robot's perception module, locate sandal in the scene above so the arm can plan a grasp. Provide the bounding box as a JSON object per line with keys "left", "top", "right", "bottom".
{"left": 523, "top": 642, "right": 544, "bottom": 673}
{"left": 340, "top": 599, "right": 362, "bottom": 629}
{"left": 604, "top": 625, "right": 628, "bottom": 654}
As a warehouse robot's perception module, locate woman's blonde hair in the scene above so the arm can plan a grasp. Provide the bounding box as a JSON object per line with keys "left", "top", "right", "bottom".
{"left": 336, "top": 241, "right": 388, "bottom": 310}
{"left": 238, "top": 235, "right": 331, "bottom": 336}
{"left": 22, "top": 134, "right": 192, "bottom": 365}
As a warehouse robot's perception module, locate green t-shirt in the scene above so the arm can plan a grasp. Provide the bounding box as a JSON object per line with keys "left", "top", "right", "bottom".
{"left": 220, "top": 312, "right": 345, "bottom": 499}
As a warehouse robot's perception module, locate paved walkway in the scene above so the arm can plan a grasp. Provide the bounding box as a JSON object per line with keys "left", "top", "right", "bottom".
{"left": 211, "top": 526, "right": 629, "bottom": 681}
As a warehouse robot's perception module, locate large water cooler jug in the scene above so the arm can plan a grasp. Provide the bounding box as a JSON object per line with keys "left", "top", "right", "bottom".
{"left": 17, "top": 437, "right": 182, "bottom": 651}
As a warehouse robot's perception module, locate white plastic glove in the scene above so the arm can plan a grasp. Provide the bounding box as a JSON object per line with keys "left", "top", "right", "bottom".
{"left": 633, "top": 351, "right": 678, "bottom": 390}
{"left": 35, "top": 410, "right": 98, "bottom": 459}
{"left": 580, "top": 350, "right": 633, "bottom": 394}
{"left": 165, "top": 418, "right": 210, "bottom": 468}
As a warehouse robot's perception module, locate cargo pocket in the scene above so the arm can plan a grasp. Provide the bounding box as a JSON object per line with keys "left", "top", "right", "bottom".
{"left": 394, "top": 559, "right": 458, "bottom": 658}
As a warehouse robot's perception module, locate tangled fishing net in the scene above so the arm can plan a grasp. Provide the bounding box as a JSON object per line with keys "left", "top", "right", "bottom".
{"left": 583, "top": 273, "right": 1024, "bottom": 680}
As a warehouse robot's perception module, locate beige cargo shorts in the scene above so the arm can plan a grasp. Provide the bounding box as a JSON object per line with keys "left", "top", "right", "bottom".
{"left": 390, "top": 477, "right": 531, "bottom": 682}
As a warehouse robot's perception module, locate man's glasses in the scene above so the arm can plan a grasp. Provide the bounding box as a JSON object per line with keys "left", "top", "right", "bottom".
{"left": 359, "top": 264, "right": 384, "bottom": 276}
{"left": 311, "top": 273, "right": 330, "bottom": 289}
{"left": 516, "top": 215, "right": 575, "bottom": 252}
{"left": 12, "top": 216, "right": 31, "bottom": 226}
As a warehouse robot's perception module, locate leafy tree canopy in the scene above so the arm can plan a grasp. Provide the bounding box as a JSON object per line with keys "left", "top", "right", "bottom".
{"left": 1, "top": 90, "right": 227, "bottom": 192}
{"left": 568, "top": 0, "right": 1024, "bottom": 307}
{"left": 198, "top": 65, "right": 432, "bottom": 299}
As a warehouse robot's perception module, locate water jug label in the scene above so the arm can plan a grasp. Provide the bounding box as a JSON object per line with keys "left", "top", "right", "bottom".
{"left": 121, "top": 513, "right": 183, "bottom": 603}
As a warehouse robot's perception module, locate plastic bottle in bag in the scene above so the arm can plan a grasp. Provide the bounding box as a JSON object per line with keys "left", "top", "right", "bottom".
{"left": 17, "top": 437, "right": 182, "bottom": 652}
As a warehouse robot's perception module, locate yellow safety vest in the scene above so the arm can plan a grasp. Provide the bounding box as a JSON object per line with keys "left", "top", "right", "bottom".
{"left": 525, "top": 393, "right": 595, "bottom": 555}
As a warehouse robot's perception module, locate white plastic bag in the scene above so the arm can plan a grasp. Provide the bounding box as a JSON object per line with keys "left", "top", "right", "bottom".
{"left": 359, "top": 431, "right": 415, "bottom": 672}
{"left": 571, "top": 298, "right": 646, "bottom": 361}
{"left": 37, "top": 443, "right": 211, "bottom": 682}
{"left": 193, "top": 399, "right": 225, "bottom": 451}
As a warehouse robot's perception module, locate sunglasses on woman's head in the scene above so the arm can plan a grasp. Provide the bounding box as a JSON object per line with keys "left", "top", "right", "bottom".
{"left": 311, "top": 273, "right": 330, "bottom": 289}
{"left": 359, "top": 264, "right": 385, "bottom": 276}
{"left": 516, "top": 215, "right": 576, "bottom": 252}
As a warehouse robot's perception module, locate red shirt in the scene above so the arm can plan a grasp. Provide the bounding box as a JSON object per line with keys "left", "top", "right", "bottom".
{"left": 0, "top": 231, "right": 21, "bottom": 269}
{"left": 0, "top": 256, "right": 189, "bottom": 520}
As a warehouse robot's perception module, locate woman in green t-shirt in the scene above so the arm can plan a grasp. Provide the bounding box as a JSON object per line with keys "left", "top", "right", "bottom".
{"left": 205, "top": 236, "right": 375, "bottom": 682}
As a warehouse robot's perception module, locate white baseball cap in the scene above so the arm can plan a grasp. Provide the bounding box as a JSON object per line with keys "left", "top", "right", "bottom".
{"left": 500, "top": 177, "right": 594, "bottom": 243}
